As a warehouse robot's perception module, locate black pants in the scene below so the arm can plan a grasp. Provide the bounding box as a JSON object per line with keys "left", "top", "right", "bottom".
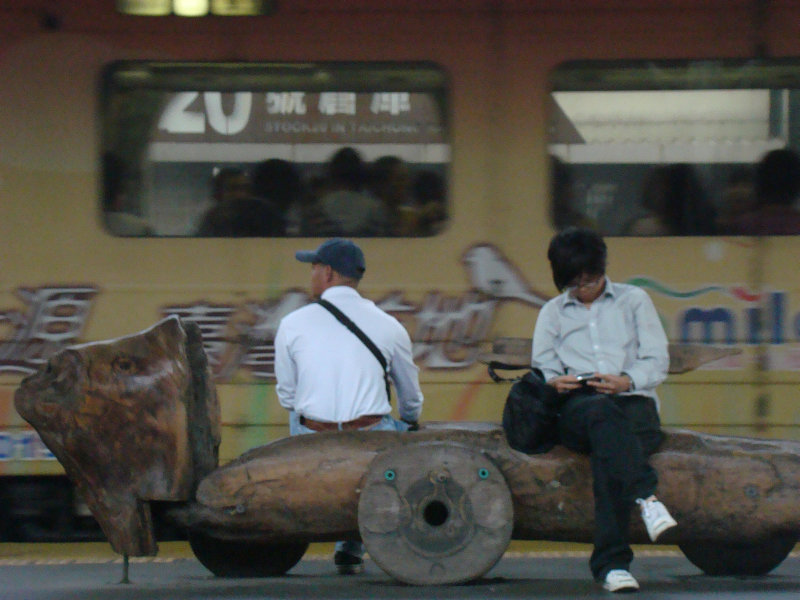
{"left": 557, "top": 392, "right": 662, "bottom": 580}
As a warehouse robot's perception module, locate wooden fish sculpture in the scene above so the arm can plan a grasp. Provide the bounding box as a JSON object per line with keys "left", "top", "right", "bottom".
{"left": 166, "top": 423, "right": 800, "bottom": 583}
{"left": 14, "top": 316, "right": 220, "bottom": 557}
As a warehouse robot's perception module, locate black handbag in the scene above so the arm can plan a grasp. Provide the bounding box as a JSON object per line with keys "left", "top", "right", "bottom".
{"left": 491, "top": 362, "right": 561, "bottom": 455}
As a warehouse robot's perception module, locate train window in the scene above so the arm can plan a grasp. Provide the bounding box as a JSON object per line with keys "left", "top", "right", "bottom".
{"left": 548, "top": 59, "right": 800, "bottom": 236}
{"left": 101, "top": 62, "right": 449, "bottom": 237}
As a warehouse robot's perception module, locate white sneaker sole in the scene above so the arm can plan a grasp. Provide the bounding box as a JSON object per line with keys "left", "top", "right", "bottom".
{"left": 603, "top": 570, "right": 640, "bottom": 592}
{"left": 647, "top": 516, "right": 678, "bottom": 541}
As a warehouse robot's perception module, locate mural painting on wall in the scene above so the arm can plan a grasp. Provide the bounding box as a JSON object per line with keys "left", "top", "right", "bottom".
{"left": 0, "top": 287, "right": 98, "bottom": 375}
{"left": 162, "top": 245, "right": 549, "bottom": 381}
{"left": 2, "top": 245, "right": 800, "bottom": 379}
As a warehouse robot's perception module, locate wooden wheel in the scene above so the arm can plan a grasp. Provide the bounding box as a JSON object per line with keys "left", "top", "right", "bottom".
{"left": 679, "top": 534, "right": 797, "bottom": 576}
{"left": 189, "top": 530, "right": 308, "bottom": 577}
{"left": 358, "top": 442, "right": 513, "bottom": 585}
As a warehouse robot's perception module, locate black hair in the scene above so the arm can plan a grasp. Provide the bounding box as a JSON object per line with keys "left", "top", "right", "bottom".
{"left": 211, "top": 167, "right": 247, "bottom": 199}
{"left": 102, "top": 152, "right": 126, "bottom": 211}
{"left": 412, "top": 169, "right": 446, "bottom": 203}
{"left": 755, "top": 148, "right": 800, "bottom": 207}
{"left": 327, "top": 147, "right": 366, "bottom": 190}
{"left": 251, "top": 159, "right": 303, "bottom": 212}
{"left": 547, "top": 226, "right": 607, "bottom": 291}
{"left": 639, "top": 163, "right": 715, "bottom": 235}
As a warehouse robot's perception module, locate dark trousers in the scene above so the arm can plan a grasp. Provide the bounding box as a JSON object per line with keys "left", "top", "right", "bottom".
{"left": 557, "top": 392, "right": 662, "bottom": 580}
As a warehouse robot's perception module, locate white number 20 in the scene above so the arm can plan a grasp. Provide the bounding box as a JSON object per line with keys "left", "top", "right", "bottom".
{"left": 158, "top": 92, "right": 253, "bottom": 135}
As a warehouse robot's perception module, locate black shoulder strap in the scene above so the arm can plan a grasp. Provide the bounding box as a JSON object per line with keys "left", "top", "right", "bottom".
{"left": 487, "top": 360, "right": 532, "bottom": 383}
{"left": 316, "top": 299, "right": 391, "bottom": 402}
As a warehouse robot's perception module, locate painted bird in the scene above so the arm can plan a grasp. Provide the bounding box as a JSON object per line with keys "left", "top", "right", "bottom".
{"left": 461, "top": 245, "right": 550, "bottom": 307}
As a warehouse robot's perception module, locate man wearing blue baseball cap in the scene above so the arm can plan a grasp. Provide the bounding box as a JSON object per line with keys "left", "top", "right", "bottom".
{"left": 294, "top": 237, "right": 367, "bottom": 289}
{"left": 274, "top": 238, "right": 424, "bottom": 575}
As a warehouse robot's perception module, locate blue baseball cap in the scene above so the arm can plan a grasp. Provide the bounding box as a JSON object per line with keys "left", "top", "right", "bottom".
{"left": 295, "top": 238, "right": 366, "bottom": 280}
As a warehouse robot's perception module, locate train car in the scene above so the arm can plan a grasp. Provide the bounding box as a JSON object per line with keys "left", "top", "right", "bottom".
{"left": 3, "top": 0, "right": 800, "bottom": 541}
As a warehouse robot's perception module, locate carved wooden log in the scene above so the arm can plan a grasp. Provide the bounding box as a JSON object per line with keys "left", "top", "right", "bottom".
{"left": 14, "top": 316, "right": 220, "bottom": 557}
{"left": 168, "top": 423, "right": 800, "bottom": 548}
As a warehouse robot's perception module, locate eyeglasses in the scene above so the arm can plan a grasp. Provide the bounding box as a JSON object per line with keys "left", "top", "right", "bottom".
{"left": 565, "top": 275, "right": 604, "bottom": 292}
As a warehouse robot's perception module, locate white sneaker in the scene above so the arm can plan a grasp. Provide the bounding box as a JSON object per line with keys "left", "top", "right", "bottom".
{"left": 637, "top": 495, "right": 677, "bottom": 542}
{"left": 603, "top": 569, "right": 639, "bottom": 592}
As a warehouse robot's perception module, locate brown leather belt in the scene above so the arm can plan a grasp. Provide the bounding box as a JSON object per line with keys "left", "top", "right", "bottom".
{"left": 299, "top": 414, "right": 384, "bottom": 432}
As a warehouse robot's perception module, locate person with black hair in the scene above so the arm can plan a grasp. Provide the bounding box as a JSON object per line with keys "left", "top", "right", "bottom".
{"left": 368, "top": 155, "right": 415, "bottom": 236}
{"left": 312, "top": 147, "right": 388, "bottom": 236}
{"left": 250, "top": 158, "right": 305, "bottom": 235}
{"left": 102, "top": 152, "right": 153, "bottom": 236}
{"left": 727, "top": 148, "right": 800, "bottom": 234}
{"left": 411, "top": 169, "right": 448, "bottom": 235}
{"left": 625, "top": 163, "right": 716, "bottom": 236}
{"left": 531, "top": 227, "right": 677, "bottom": 593}
{"left": 211, "top": 167, "right": 251, "bottom": 205}
{"left": 196, "top": 165, "right": 285, "bottom": 237}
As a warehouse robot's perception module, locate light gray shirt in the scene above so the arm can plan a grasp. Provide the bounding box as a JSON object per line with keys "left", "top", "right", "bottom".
{"left": 531, "top": 278, "right": 669, "bottom": 403}
{"left": 275, "top": 286, "right": 423, "bottom": 422}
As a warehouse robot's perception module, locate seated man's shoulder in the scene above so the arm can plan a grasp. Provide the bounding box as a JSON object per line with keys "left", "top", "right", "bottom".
{"left": 613, "top": 282, "right": 656, "bottom": 307}
{"left": 354, "top": 299, "right": 406, "bottom": 330}
{"left": 280, "top": 301, "right": 322, "bottom": 326}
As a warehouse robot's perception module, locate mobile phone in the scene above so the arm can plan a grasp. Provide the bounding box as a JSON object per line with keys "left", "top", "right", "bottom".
{"left": 575, "top": 372, "right": 599, "bottom": 383}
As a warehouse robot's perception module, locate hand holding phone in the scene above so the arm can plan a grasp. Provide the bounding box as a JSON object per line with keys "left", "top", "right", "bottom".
{"left": 575, "top": 372, "right": 600, "bottom": 385}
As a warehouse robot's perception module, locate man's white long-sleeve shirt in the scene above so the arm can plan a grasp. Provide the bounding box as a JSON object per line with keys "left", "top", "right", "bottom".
{"left": 275, "top": 286, "right": 424, "bottom": 423}
{"left": 531, "top": 279, "right": 669, "bottom": 403}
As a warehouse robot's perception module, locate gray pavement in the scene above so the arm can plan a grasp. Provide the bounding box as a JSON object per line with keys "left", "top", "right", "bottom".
{"left": 1, "top": 550, "right": 799, "bottom": 600}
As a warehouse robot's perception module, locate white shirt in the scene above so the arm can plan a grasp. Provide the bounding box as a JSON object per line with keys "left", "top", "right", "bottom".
{"left": 531, "top": 279, "right": 669, "bottom": 403}
{"left": 275, "top": 286, "right": 424, "bottom": 422}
